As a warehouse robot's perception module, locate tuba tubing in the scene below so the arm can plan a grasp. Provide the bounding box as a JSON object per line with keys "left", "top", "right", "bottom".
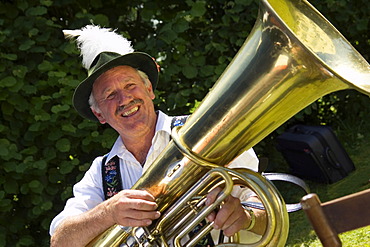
{"left": 87, "top": 0, "right": 370, "bottom": 246}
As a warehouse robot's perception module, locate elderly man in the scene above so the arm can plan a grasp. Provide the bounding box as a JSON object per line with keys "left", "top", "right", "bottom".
{"left": 50, "top": 25, "right": 266, "bottom": 247}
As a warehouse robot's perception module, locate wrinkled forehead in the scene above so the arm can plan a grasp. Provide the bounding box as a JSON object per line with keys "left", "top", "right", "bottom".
{"left": 93, "top": 65, "right": 141, "bottom": 88}
{"left": 96, "top": 65, "right": 139, "bottom": 82}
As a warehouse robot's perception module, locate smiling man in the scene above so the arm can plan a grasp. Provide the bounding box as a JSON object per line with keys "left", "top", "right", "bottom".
{"left": 49, "top": 25, "right": 266, "bottom": 247}
{"left": 91, "top": 66, "right": 157, "bottom": 164}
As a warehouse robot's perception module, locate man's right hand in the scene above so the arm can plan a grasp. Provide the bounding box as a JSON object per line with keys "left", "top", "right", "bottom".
{"left": 50, "top": 189, "right": 161, "bottom": 247}
{"left": 106, "top": 189, "right": 161, "bottom": 227}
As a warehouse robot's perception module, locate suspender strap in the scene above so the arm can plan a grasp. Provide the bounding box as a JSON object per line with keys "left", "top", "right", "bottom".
{"left": 102, "top": 155, "right": 122, "bottom": 200}
{"left": 171, "top": 115, "right": 189, "bottom": 129}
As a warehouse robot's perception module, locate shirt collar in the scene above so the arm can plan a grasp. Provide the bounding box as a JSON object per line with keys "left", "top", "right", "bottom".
{"left": 106, "top": 110, "right": 172, "bottom": 162}
{"left": 155, "top": 110, "right": 172, "bottom": 136}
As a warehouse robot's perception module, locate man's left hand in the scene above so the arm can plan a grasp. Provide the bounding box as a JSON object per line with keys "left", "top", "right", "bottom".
{"left": 205, "top": 187, "right": 250, "bottom": 237}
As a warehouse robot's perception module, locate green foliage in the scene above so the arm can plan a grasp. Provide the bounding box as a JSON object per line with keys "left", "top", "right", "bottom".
{"left": 0, "top": 0, "right": 369, "bottom": 246}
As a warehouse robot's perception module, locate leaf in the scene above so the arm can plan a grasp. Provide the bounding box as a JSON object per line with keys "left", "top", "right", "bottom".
{"left": 4, "top": 179, "right": 19, "bottom": 194}
{"left": 0, "top": 199, "right": 12, "bottom": 211}
{"left": 19, "top": 39, "right": 36, "bottom": 51}
{"left": 60, "top": 161, "right": 75, "bottom": 174}
{"left": 51, "top": 104, "right": 70, "bottom": 113}
{"left": 15, "top": 163, "right": 28, "bottom": 173}
{"left": 48, "top": 71, "right": 66, "bottom": 78}
{"left": 12, "top": 65, "right": 28, "bottom": 78}
{"left": 90, "top": 0, "right": 103, "bottom": 8}
{"left": 32, "top": 205, "right": 42, "bottom": 216}
{"left": 33, "top": 160, "right": 47, "bottom": 170}
{"left": 93, "top": 14, "right": 109, "bottom": 27}
{"left": 0, "top": 139, "right": 10, "bottom": 156}
{"left": 182, "top": 65, "right": 198, "bottom": 79}
{"left": 34, "top": 111, "right": 51, "bottom": 121}
{"left": 235, "top": 0, "right": 254, "bottom": 6}
{"left": 173, "top": 18, "right": 189, "bottom": 33}
{"left": 28, "top": 28, "right": 39, "bottom": 36}
{"left": 18, "top": 235, "right": 34, "bottom": 246}
{"left": 199, "top": 65, "right": 214, "bottom": 77}
{"left": 29, "top": 122, "right": 41, "bottom": 131}
{"left": 175, "top": 92, "right": 188, "bottom": 107}
{"left": 25, "top": 6, "right": 47, "bottom": 16}
{"left": 141, "top": 8, "right": 154, "bottom": 21}
{"left": 2, "top": 53, "right": 17, "bottom": 61}
{"left": 190, "top": 1, "right": 207, "bottom": 17}
{"left": 62, "top": 123, "right": 77, "bottom": 133}
{"left": 28, "top": 180, "right": 43, "bottom": 194}
{"left": 180, "top": 89, "right": 192, "bottom": 96}
{"left": 0, "top": 76, "right": 17, "bottom": 87}
{"left": 56, "top": 138, "right": 71, "bottom": 152}
{"left": 159, "top": 29, "right": 178, "bottom": 44}
{"left": 22, "top": 85, "right": 37, "bottom": 94}
{"left": 16, "top": 1, "right": 29, "bottom": 11}
{"left": 91, "top": 131, "right": 99, "bottom": 137}
{"left": 38, "top": 60, "right": 53, "bottom": 72}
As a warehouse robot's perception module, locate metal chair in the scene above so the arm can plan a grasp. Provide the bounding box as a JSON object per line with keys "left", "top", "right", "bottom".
{"left": 301, "top": 188, "right": 370, "bottom": 247}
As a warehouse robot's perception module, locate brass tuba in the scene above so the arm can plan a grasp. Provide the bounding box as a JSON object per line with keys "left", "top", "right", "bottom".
{"left": 88, "top": 0, "right": 370, "bottom": 246}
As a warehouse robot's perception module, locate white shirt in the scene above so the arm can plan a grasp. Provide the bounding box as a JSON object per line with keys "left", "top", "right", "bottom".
{"left": 49, "top": 111, "right": 259, "bottom": 235}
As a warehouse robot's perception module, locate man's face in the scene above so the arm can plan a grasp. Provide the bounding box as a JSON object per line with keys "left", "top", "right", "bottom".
{"left": 91, "top": 65, "right": 157, "bottom": 139}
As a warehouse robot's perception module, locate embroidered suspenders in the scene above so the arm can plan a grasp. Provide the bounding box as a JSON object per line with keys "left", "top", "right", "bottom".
{"left": 101, "top": 155, "right": 121, "bottom": 200}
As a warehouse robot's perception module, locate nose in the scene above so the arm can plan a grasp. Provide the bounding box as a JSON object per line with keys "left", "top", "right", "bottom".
{"left": 117, "top": 90, "right": 133, "bottom": 106}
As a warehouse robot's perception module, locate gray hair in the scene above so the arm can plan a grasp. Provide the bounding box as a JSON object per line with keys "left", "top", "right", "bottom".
{"left": 89, "top": 69, "right": 151, "bottom": 113}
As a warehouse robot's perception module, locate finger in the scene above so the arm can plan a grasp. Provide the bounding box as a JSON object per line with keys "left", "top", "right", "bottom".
{"left": 118, "top": 216, "right": 155, "bottom": 227}
{"left": 114, "top": 190, "right": 158, "bottom": 211}
{"left": 127, "top": 198, "right": 158, "bottom": 211}
{"left": 206, "top": 211, "right": 216, "bottom": 222}
{"left": 213, "top": 196, "right": 240, "bottom": 230}
{"left": 114, "top": 207, "right": 161, "bottom": 226}
{"left": 121, "top": 208, "right": 161, "bottom": 220}
{"left": 206, "top": 187, "right": 223, "bottom": 206}
{"left": 123, "top": 189, "right": 156, "bottom": 201}
{"left": 222, "top": 218, "right": 245, "bottom": 237}
{"left": 221, "top": 199, "right": 250, "bottom": 236}
{"left": 206, "top": 187, "right": 223, "bottom": 222}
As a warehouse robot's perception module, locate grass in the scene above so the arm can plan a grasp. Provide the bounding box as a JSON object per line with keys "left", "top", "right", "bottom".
{"left": 264, "top": 119, "right": 370, "bottom": 246}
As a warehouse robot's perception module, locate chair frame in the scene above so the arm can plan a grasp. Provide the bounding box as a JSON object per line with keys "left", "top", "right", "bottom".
{"left": 301, "top": 188, "right": 370, "bottom": 247}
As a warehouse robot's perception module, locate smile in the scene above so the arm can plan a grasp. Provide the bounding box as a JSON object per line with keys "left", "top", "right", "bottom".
{"left": 121, "top": 106, "right": 139, "bottom": 117}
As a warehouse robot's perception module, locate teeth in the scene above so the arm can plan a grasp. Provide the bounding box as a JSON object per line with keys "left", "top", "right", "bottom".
{"left": 122, "top": 106, "right": 139, "bottom": 117}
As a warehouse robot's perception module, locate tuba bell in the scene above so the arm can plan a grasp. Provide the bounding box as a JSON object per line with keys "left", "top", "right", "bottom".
{"left": 87, "top": 0, "right": 370, "bottom": 246}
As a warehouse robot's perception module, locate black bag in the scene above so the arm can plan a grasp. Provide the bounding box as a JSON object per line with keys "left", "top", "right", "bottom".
{"left": 276, "top": 125, "right": 355, "bottom": 183}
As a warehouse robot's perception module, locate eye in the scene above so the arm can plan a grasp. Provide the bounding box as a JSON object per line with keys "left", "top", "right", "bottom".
{"left": 106, "top": 91, "right": 116, "bottom": 100}
{"left": 126, "top": 83, "right": 136, "bottom": 89}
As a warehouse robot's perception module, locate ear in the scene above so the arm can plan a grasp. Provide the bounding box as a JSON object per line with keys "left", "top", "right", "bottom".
{"left": 146, "top": 82, "right": 155, "bottom": 100}
{"left": 91, "top": 108, "right": 106, "bottom": 124}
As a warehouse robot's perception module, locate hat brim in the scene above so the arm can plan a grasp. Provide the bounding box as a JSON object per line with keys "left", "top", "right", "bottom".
{"left": 73, "top": 52, "right": 158, "bottom": 121}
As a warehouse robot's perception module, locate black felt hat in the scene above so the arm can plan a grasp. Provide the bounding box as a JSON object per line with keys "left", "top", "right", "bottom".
{"left": 63, "top": 25, "right": 159, "bottom": 121}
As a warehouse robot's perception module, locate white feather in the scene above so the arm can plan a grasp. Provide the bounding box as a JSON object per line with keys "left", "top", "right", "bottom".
{"left": 63, "top": 25, "right": 134, "bottom": 70}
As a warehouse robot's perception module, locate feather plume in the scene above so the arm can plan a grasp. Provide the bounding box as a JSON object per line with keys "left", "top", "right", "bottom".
{"left": 63, "top": 25, "right": 134, "bottom": 70}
